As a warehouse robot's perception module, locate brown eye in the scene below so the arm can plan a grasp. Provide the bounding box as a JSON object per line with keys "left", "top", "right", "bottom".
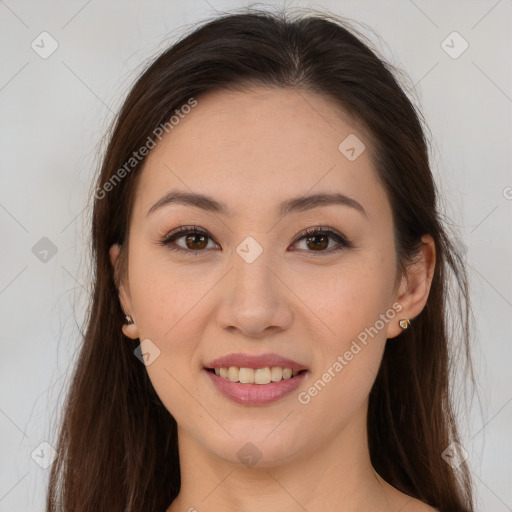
{"left": 292, "top": 227, "right": 352, "bottom": 254}
{"left": 159, "top": 226, "right": 218, "bottom": 255}
{"left": 184, "top": 233, "right": 208, "bottom": 250}
{"left": 305, "top": 233, "right": 329, "bottom": 251}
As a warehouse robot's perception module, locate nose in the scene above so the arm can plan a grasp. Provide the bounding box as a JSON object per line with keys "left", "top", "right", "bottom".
{"left": 215, "top": 250, "right": 294, "bottom": 338}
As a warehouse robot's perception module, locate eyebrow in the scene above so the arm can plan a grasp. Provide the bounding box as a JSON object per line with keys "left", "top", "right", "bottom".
{"left": 147, "top": 190, "right": 367, "bottom": 218}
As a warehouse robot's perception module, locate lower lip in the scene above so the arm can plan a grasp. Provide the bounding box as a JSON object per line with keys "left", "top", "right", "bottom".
{"left": 204, "top": 369, "right": 308, "bottom": 406}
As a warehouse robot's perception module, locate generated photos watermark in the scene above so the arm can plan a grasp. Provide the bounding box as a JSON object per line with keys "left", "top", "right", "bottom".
{"left": 298, "top": 302, "right": 403, "bottom": 405}
{"left": 95, "top": 97, "right": 197, "bottom": 200}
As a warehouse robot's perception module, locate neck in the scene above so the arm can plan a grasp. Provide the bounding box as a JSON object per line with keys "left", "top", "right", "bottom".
{"left": 167, "top": 407, "right": 398, "bottom": 512}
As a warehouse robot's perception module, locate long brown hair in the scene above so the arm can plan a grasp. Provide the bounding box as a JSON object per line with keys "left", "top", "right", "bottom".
{"left": 47, "top": 8, "right": 475, "bottom": 511}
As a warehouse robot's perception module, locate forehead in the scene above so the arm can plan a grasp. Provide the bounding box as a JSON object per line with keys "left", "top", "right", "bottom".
{"left": 133, "top": 86, "right": 388, "bottom": 221}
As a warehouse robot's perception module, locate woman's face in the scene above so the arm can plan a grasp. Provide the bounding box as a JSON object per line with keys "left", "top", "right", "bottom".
{"left": 111, "top": 86, "right": 408, "bottom": 467}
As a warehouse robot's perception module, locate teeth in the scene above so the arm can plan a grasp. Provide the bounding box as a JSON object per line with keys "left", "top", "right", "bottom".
{"left": 239, "top": 367, "right": 253, "bottom": 383}
{"left": 254, "top": 367, "right": 271, "bottom": 384}
{"left": 271, "top": 367, "right": 282, "bottom": 381}
{"left": 228, "top": 366, "right": 239, "bottom": 382}
{"left": 211, "top": 366, "right": 302, "bottom": 384}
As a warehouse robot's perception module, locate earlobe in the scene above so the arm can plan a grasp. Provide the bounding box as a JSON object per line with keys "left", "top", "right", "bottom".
{"left": 109, "top": 243, "right": 120, "bottom": 267}
{"left": 121, "top": 322, "right": 139, "bottom": 340}
{"left": 109, "top": 244, "right": 140, "bottom": 340}
{"left": 387, "top": 235, "right": 436, "bottom": 340}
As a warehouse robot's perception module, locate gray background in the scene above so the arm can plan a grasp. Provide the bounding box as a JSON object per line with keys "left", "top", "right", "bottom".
{"left": 1, "top": 1, "right": 511, "bottom": 510}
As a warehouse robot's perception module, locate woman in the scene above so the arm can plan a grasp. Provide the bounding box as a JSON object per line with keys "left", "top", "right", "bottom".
{"left": 47, "top": 8, "right": 474, "bottom": 512}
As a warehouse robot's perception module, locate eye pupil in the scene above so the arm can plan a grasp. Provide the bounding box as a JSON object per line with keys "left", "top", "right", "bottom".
{"left": 306, "top": 235, "right": 328, "bottom": 250}
{"left": 186, "top": 233, "right": 208, "bottom": 250}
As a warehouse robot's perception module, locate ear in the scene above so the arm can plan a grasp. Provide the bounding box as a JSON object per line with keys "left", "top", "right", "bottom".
{"left": 109, "top": 244, "right": 139, "bottom": 339}
{"left": 387, "top": 235, "right": 436, "bottom": 339}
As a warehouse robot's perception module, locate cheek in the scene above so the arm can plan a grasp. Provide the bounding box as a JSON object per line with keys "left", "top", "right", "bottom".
{"left": 128, "top": 243, "right": 213, "bottom": 341}
{"left": 296, "top": 269, "right": 392, "bottom": 432}
{"left": 315, "top": 280, "right": 389, "bottom": 386}
{"left": 301, "top": 249, "right": 396, "bottom": 400}
{"left": 128, "top": 252, "right": 209, "bottom": 420}
{"left": 302, "top": 250, "right": 396, "bottom": 347}
{"left": 127, "top": 247, "right": 211, "bottom": 403}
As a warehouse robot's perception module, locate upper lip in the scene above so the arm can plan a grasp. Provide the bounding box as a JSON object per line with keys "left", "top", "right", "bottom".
{"left": 205, "top": 352, "right": 308, "bottom": 371}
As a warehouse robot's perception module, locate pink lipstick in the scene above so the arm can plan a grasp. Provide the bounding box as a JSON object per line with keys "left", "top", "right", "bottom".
{"left": 204, "top": 352, "right": 309, "bottom": 406}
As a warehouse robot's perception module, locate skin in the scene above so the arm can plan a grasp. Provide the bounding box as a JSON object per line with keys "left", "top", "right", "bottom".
{"left": 110, "top": 86, "right": 437, "bottom": 512}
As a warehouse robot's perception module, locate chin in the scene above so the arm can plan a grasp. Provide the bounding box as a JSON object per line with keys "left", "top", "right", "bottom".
{"left": 204, "top": 429, "right": 305, "bottom": 469}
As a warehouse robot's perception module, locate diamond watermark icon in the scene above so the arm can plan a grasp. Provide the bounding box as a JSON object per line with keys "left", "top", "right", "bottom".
{"left": 338, "top": 134, "right": 366, "bottom": 161}
{"left": 134, "top": 338, "right": 161, "bottom": 366}
{"left": 32, "top": 237, "right": 58, "bottom": 263}
{"left": 31, "top": 31, "right": 59, "bottom": 59}
{"left": 441, "top": 31, "right": 468, "bottom": 59}
{"left": 236, "top": 236, "right": 263, "bottom": 264}
{"left": 441, "top": 441, "right": 468, "bottom": 469}
{"left": 31, "top": 441, "right": 58, "bottom": 469}
{"left": 237, "top": 442, "right": 262, "bottom": 467}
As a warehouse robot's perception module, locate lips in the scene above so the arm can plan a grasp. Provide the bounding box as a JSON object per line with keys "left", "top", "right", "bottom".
{"left": 205, "top": 369, "right": 307, "bottom": 405}
{"left": 203, "top": 352, "right": 309, "bottom": 405}
{"left": 205, "top": 352, "right": 308, "bottom": 371}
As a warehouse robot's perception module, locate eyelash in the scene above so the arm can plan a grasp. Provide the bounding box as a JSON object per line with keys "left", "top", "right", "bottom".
{"left": 157, "top": 225, "right": 353, "bottom": 256}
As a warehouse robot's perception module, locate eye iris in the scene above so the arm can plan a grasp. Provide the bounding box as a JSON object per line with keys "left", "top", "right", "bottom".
{"left": 186, "top": 233, "right": 208, "bottom": 250}
{"left": 306, "top": 234, "right": 328, "bottom": 250}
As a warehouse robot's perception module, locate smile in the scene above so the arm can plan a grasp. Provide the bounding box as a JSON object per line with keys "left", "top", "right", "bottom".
{"left": 207, "top": 366, "right": 305, "bottom": 384}
{"left": 204, "top": 367, "right": 308, "bottom": 406}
